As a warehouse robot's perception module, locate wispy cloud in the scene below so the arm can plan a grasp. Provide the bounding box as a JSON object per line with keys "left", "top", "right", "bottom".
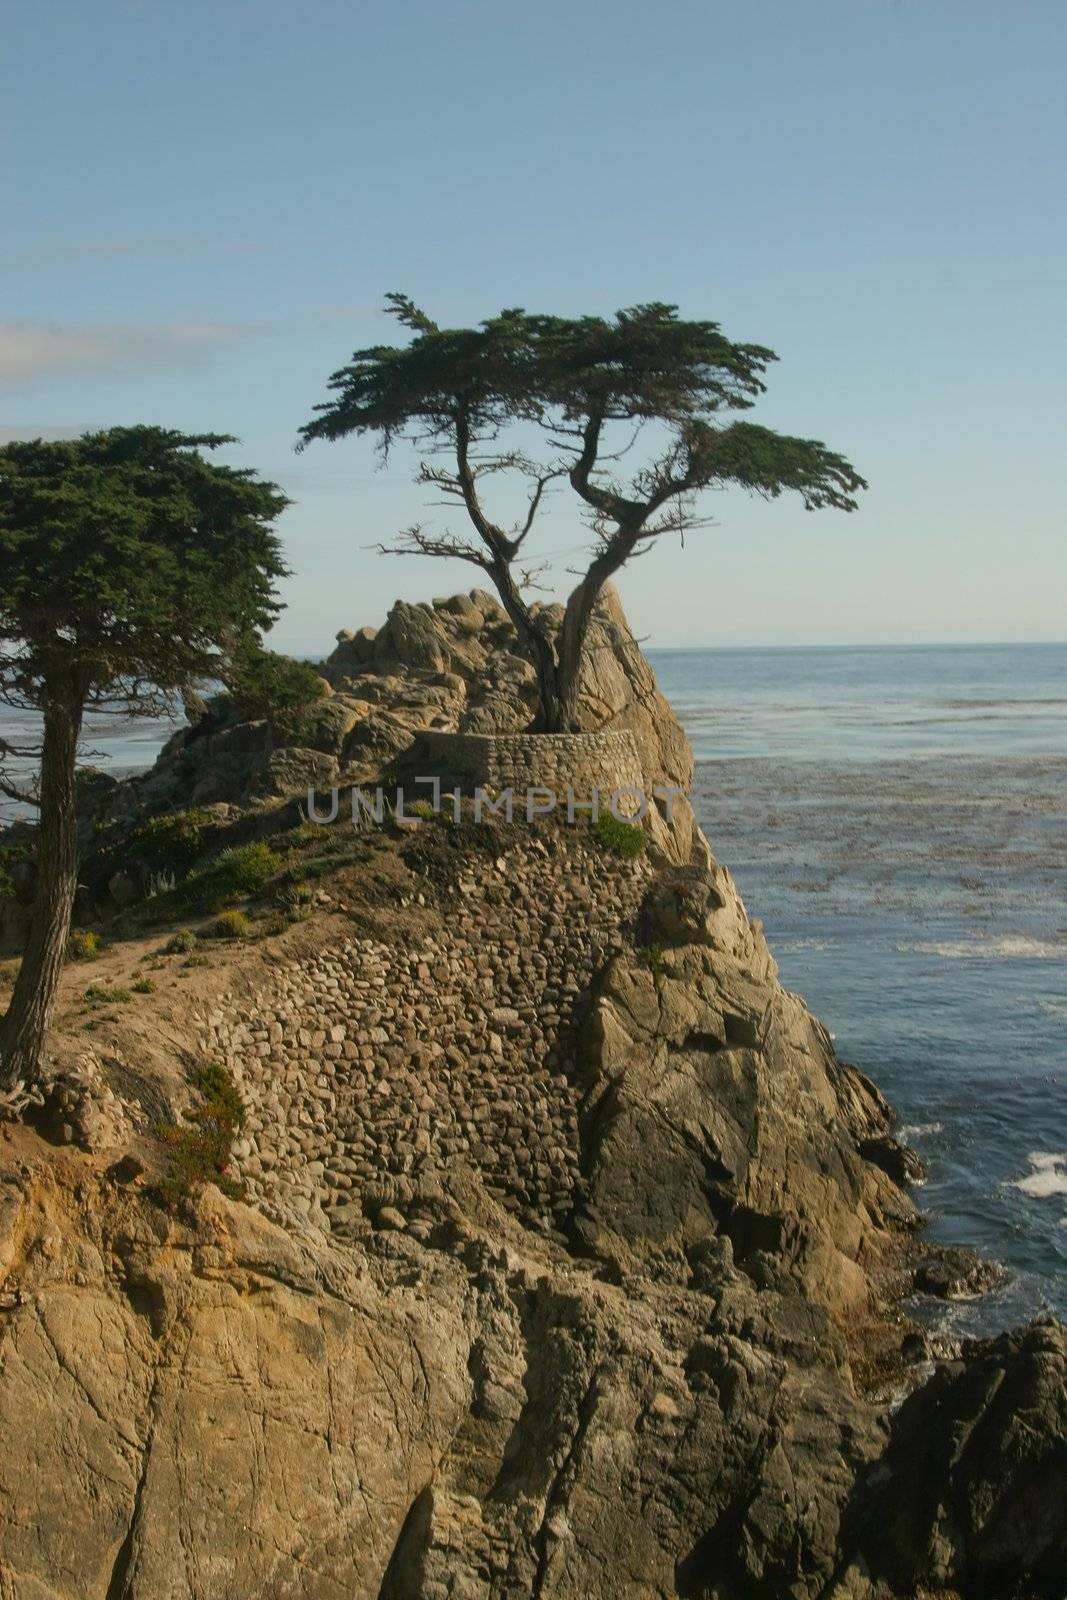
{"left": 0, "top": 319, "right": 248, "bottom": 387}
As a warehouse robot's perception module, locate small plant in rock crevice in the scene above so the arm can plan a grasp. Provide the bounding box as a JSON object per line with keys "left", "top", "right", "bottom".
{"left": 154, "top": 1062, "right": 245, "bottom": 1208}
{"left": 591, "top": 811, "right": 646, "bottom": 859}
{"left": 639, "top": 941, "right": 666, "bottom": 977}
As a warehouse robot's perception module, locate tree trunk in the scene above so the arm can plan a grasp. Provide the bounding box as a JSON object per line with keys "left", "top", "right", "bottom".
{"left": 530, "top": 645, "right": 564, "bottom": 732}
{"left": 0, "top": 693, "right": 83, "bottom": 1092}
{"left": 552, "top": 563, "right": 612, "bottom": 732}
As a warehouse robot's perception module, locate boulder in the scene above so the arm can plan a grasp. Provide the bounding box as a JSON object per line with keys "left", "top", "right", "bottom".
{"left": 835, "top": 1318, "right": 1067, "bottom": 1598}
{"left": 373, "top": 600, "right": 449, "bottom": 672}
{"left": 252, "top": 747, "right": 340, "bottom": 800}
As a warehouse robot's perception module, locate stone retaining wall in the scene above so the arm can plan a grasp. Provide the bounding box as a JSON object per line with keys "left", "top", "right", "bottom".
{"left": 412, "top": 729, "right": 645, "bottom": 806}
{"left": 198, "top": 835, "right": 651, "bottom": 1242}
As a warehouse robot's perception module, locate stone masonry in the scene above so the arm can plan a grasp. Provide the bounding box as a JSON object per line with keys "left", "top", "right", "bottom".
{"left": 410, "top": 729, "right": 646, "bottom": 810}
{"left": 199, "top": 834, "right": 652, "bottom": 1241}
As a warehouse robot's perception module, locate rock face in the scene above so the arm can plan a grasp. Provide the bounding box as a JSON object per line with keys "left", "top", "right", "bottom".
{"left": 832, "top": 1319, "right": 1067, "bottom": 1598}
{"left": 1, "top": 593, "right": 1063, "bottom": 1599}
{"left": 96, "top": 584, "right": 692, "bottom": 824}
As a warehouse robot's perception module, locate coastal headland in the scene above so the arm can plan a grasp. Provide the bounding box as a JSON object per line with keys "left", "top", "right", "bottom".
{"left": 0, "top": 588, "right": 1063, "bottom": 1599}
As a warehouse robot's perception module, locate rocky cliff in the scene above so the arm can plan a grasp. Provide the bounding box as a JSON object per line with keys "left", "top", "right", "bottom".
{"left": 0, "top": 591, "right": 1063, "bottom": 1599}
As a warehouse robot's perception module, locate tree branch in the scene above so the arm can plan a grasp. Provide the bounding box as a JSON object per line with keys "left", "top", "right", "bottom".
{"left": 372, "top": 525, "right": 490, "bottom": 568}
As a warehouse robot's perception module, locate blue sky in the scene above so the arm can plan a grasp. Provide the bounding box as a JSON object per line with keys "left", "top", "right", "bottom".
{"left": 3, "top": 0, "right": 1065, "bottom": 651}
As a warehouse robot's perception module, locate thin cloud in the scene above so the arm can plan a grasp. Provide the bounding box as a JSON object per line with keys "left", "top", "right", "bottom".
{"left": 0, "top": 319, "right": 248, "bottom": 387}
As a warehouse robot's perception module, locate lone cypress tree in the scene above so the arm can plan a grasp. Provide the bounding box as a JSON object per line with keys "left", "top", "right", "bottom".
{"left": 0, "top": 426, "right": 288, "bottom": 1092}
{"left": 300, "top": 296, "right": 867, "bottom": 731}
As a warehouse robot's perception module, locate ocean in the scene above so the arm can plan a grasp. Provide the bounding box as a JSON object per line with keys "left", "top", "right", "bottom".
{"left": 650, "top": 642, "right": 1067, "bottom": 1336}
{"left": 3, "top": 641, "right": 1065, "bottom": 1333}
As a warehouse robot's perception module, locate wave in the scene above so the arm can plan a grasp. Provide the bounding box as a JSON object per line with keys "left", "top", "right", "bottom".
{"left": 1010, "top": 1153, "right": 1067, "bottom": 1199}
{"left": 897, "top": 936, "right": 1067, "bottom": 961}
{"left": 774, "top": 937, "right": 836, "bottom": 952}
{"left": 898, "top": 1122, "right": 944, "bottom": 1139}
{"left": 941, "top": 698, "right": 1067, "bottom": 710}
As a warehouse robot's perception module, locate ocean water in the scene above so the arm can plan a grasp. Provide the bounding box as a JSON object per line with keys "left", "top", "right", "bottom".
{"left": 0, "top": 704, "right": 182, "bottom": 824}
{"left": 650, "top": 643, "right": 1067, "bottom": 1336}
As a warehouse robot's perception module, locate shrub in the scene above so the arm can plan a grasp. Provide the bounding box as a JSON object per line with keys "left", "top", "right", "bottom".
{"left": 405, "top": 799, "right": 436, "bottom": 821}
{"left": 226, "top": 641, "right": 328, "bottom": 721}
{"left": 154, "top": 1062, "right": 245, "bottom": 1208}
{"left": 67, "top": 929, "right": 101, "bottom": 961}
{"left": 274, "top": 880, "right": 314, "bottom": 908}
{"left": 210, "top": 909, "right": 250, "bottom": 940}
{"left": 165, "top": 928, "right": 198, "bottom": 954}
{"left": 0, "top": 958, "right": 20, "bottom": 986}
{"left": 125, "top": 808, "right": 216, "bottom": 880}
{"left": 278, "top": 820, "right": 326, "bottom": 852}
{"left": 591, "top": 811, "right": 646, "bottom": 859}
{"left": 185, "top": 841, "right": 280, "bottom": 910}
{"left": 0, "top": 844, "right": 29, "bottom": 900}
{"left": 132, "top": 976, "right": 156, "bottom": 994}
{"left": 182, "top": 953, "right": 210, "bottom": 968}
{"left": 83, "top": 984, "right": 132, "bottom": 1007}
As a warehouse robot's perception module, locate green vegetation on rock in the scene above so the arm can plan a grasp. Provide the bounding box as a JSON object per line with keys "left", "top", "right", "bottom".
{"left": 155, "top": 1062, "right": 245, "bottom": 1207}
{"left": 183, "top": 841, "right": 280, "bottom": 912}
{"left": 592, "top": 811, "right": 646, "bottom": 859}
{"left": 226, "top": 639, "right": 327, "bottom": 721}
{"left": 123, "top": 808, "right": 217, "bottom": 881}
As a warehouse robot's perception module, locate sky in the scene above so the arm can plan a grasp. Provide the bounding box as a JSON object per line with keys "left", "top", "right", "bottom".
{"left": 2, "top": 0, "right": 1065, "bottom": 653}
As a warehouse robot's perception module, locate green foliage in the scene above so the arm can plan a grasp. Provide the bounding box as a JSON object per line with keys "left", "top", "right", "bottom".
{"left": 123, "top": 808, "right": 216, "bottom": 881}
{"left": 639, "top": 941, "right": 666, "bottom": 976}
{"left": 165, "top": 928, "right": 198, "bottom": 954}
{"left": 132, "top": 977, "right": 156, "bottom": 994}
{"left": 274, "top": 879, "right": 314, "bottom": 907}
{"left": 154, "top": 1062, "right": 245, "bottom": 1208}
{"left": 225, "top": 639, "right": 327, "bottom": 721}
{"left": 182, "top": 953, "right": 210, "bottom": 969}
{"left": 405, "top": 799, "right": 436, "bottom": 820}
{"left": 300, "top": 299, "right": 865, "bottom": 733}
{"left": 0, "top": 844, "right": 29, "bottom": 900}
{"left": 272, "top": 847, "right": 364, "bottom": 893}
{"left": 591, "top": 811, "right": 647, "bottom": 859}
{"left": 300, "top": 298, "right": 867, "bottom": 513}
{"left": 0, "top": 428, "right": 289, "bottom": 1083}
{"left": 184, "top": 841, "right": 280, "bottom": 911}
{"left": 67, "top": 929, "right": 101, "bottom": 961}
{"left": 277, "top": 820, "right": 328, "bottom": 852}
{"left": 83, "top": 984, "right": 132, "bottom": 1008}
{"left": 210, "top": 908, "right": 250, "bottom": 939}
{"left": 0, "top": 428, "right": 289, "bottom": 712}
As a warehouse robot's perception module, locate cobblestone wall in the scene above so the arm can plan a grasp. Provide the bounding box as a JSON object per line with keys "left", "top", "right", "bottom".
{"left": 413, "top": 729, "right": 645, "bottom": 807}
{"left": 198, "top": 836, "right": 651, "bottom": 1242}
